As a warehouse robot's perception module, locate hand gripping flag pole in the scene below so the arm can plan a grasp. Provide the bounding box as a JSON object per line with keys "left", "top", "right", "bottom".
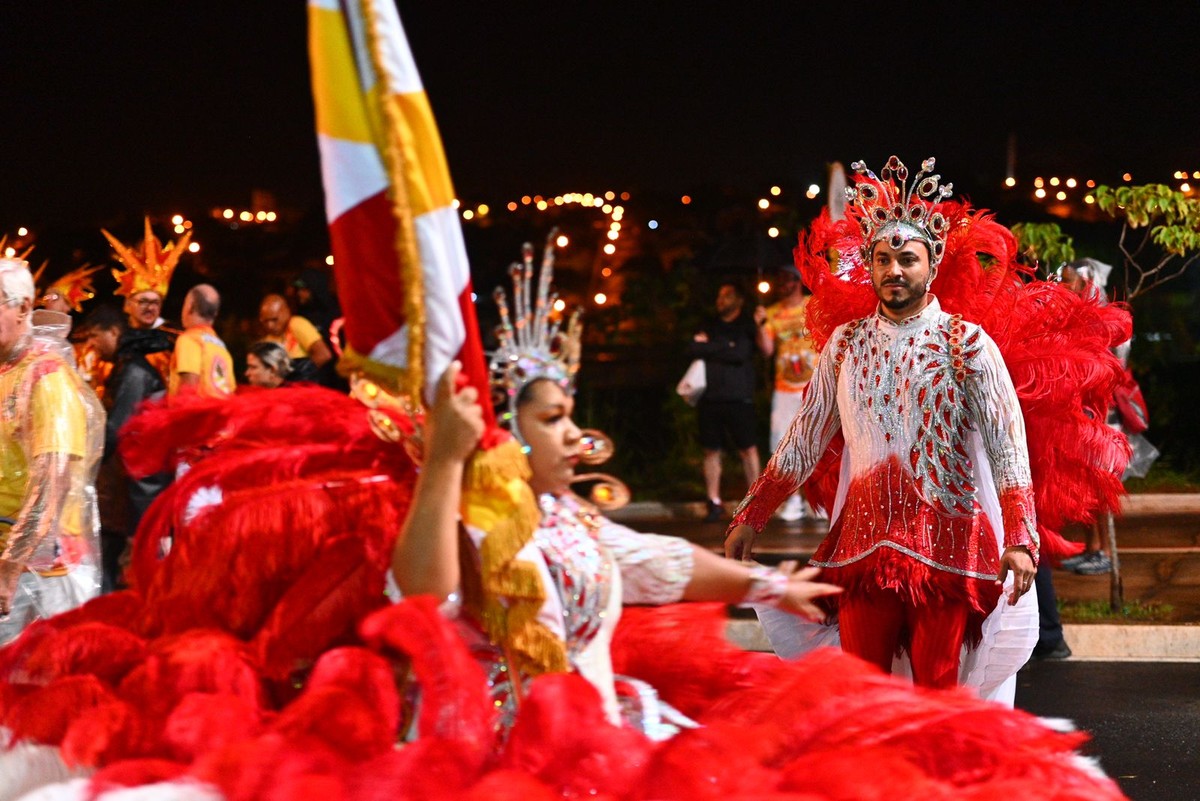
{"left": 308, "top": 0, "right": 566, "bottom": 679}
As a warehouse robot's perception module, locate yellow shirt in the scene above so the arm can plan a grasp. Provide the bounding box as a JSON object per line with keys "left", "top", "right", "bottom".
{"left": 0, "top": 347, "right": 87, "bottom": 541}
{"left": 169, "top": 326, "right": 235, "bottom": 398}
{"left": 764, "top": 297, "right": 817, "bottom": 393}
{"left": 266, "top": 315, "right": 323, "bottom": 360}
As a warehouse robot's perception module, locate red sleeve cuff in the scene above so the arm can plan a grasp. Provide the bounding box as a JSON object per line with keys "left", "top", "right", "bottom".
{"left": 1000, "top": 485, "right": 1040, "bottom": 565}
{"left": 729, "top": 472, "right": 798, "bottom": 534}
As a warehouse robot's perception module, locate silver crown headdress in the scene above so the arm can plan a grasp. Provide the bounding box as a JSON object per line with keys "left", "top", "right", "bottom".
{"left": 844, "top": 156, "right": 954, "bottom": 266}
{"left": 490, "top": 230, "right": 583, "bottom": 438}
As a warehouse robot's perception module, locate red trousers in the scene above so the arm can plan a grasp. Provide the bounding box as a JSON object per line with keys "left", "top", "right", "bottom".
{"left": 838, "top": 587, "right": 970, "bottom": 689}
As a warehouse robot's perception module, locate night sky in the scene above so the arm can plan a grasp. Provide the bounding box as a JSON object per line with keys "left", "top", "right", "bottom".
{"left": 2, "top": 1, "right": 1197, "bottom": 226}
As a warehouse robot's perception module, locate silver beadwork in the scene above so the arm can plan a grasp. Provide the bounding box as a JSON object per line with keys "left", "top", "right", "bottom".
{"left": 489, "top": 229, "right": 583, "bottom": 443}
{"left": 847, "top": 156, "right": 954, "bottom": 266}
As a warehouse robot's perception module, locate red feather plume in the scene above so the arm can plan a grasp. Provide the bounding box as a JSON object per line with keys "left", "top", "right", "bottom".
{"left": 5, "top": 674, "right": 118, "bottom": 745}
{"left": 611, "top": 603, "right": 777, "bottom": 718}
{"left": 501, "top": 672, "right": 653, "bottom": 800}
{"left": 22, "top": 622, "right": 147, "bottom": 686}
{"left": 250, "top": 535, "right": 390, "bottom": 683}
{"left": 359, "top": 596, "right": 493, "bottom": 757}
{"left": 162, "top": 692, "right": 266, "bottom": 763}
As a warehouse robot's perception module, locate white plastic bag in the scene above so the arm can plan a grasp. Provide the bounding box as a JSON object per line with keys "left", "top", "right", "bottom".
{"left": 675, "top": 359, "right": 706, "bottom": 407}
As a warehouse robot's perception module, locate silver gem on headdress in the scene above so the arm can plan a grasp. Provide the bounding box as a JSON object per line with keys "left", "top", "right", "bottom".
{"left": 489, "top": 229, "right": 583, "bottom": 442}
{"left": 843, "top": 155, "right": 954, "bottom": 266}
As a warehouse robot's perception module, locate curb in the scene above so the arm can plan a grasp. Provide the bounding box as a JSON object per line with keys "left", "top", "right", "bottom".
{"left": 725, "top": 619, "right": 1200, "bottom": 662}
{"left": 1060, "top": 623, "right": 1200, "bottom": 661}
{"left": 1119, "top": 494, "right": 1200, "bottom": 515}
{"left": 611, "top": 493, "right": 1200, "bottom": 522}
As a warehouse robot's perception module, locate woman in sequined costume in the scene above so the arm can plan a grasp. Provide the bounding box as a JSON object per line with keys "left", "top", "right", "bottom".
{"left": 391, "top": 361, "right": 841, "bottom": 732}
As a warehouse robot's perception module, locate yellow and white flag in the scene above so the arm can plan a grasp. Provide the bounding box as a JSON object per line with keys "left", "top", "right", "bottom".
{"left": 308, "top": 0, "right": 490, "bottom": 412}
{"left": 308, "top": 0, "right": 560, "bottom": 679}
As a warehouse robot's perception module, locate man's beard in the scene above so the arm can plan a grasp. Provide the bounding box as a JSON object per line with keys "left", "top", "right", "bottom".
{"left": 877, "top": 279, "right": 926, "bottom": 310}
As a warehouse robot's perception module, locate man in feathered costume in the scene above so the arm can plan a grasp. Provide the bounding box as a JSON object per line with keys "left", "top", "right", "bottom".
{"left": 36, "top": 264, "right": 112, "bottom": 399}
{"left": 726, "top": 156, "right": 1131, "bottom": 693}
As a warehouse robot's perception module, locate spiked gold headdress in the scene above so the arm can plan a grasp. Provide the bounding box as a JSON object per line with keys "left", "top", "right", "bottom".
{"left": 37, "top": 264, "right": 102, "bottom": 312}
{"left": 103, "top": 217, "right": 191, "bottom": 298}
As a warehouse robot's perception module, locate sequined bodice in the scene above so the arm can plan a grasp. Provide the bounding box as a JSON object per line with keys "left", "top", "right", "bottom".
{"left": 458, "top": 494, "right": 694, "bottom": 732}
{"left": 836, "top": 311, "right": 983, "bottom": 517}
{"left": 534, "top": 494, "right": 614, "bottom": 656}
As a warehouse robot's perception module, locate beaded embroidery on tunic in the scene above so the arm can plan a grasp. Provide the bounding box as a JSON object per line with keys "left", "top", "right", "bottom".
{"left": 772, "top": 298, "right": 1036, "bottom": 579}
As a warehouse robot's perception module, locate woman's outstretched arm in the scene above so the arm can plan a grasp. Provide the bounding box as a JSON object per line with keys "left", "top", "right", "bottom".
{"left": 685, "top": 548, "right": 841, "bottom": 622}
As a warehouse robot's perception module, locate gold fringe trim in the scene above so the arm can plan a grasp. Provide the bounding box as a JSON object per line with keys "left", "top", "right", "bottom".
{"left": 360, "top": 0, "right": 425, "bottom": 399}
{"left": 336, "top": 345, "right": 410, "bottom": 395}
{"left": 463, "top": 438, "right": 568, "bottom": 676}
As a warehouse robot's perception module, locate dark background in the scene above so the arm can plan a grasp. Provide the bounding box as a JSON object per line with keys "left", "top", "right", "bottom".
{"left": 1, "top": 1, "right": 1197, "bottom": 497}
{"left": 3, "top": 2, "right": 1198, "bottom": 223}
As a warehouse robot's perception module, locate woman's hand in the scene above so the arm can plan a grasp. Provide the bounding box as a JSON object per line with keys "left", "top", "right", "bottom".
{"left": 426, "top": 361, "right": 485, "bottom": 465}
{"left": 774, "top": 561, "right": 841, "bottom": 623}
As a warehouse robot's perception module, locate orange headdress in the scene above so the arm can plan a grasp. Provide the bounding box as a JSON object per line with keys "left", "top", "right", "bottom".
{"left": 37, "top": 263, "right": 102, "bottom": 312}
{"left": 103, "top": 217, "right": 191, "bottom": 299}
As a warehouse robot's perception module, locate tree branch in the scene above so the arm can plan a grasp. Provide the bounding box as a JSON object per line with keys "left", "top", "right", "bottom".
{"left": 1128, "top": 252, "right": 1200, "bottom": 300}
{"left": 1128, "top": 224, "right": 1155, "bottom": 261}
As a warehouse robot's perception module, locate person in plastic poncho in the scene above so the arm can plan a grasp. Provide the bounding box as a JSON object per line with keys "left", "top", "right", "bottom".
{"left": 0, "top": 258, "right": 103, "bottom": 645}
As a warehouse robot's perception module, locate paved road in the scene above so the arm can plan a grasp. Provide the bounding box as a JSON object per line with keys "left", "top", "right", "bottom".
{"left": 1017, "top": 660, "right": 1200, "bottom": 801}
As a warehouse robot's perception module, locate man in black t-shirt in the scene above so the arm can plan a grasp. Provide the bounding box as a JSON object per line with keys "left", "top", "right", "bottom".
{"left": 687, "top": 281, "right": 760, "bottom": 522}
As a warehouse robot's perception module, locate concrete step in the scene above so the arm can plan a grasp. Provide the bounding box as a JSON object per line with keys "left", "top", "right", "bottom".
{"left": 614, "top": 493, "right": 1200, "bottom": 524}
{"left": 725, "top": 619, "right": 1200, "bottom": 662}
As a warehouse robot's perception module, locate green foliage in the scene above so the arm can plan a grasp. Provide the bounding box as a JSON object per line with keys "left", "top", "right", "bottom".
{"left": 1095, "top": 184, "right": 1200, "bottom": 297}
{"left": 1058, "top": 598, "right": 1175, "bottom": 623}
{"left": 1011, "top": 222, "right": 1076, "bottom": 277}
{"left": 1095, "top": 184, "right": 1199, "bottom": 234}
{"left": 1123, "top": 462, "right": 1200, "bottom": 494}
